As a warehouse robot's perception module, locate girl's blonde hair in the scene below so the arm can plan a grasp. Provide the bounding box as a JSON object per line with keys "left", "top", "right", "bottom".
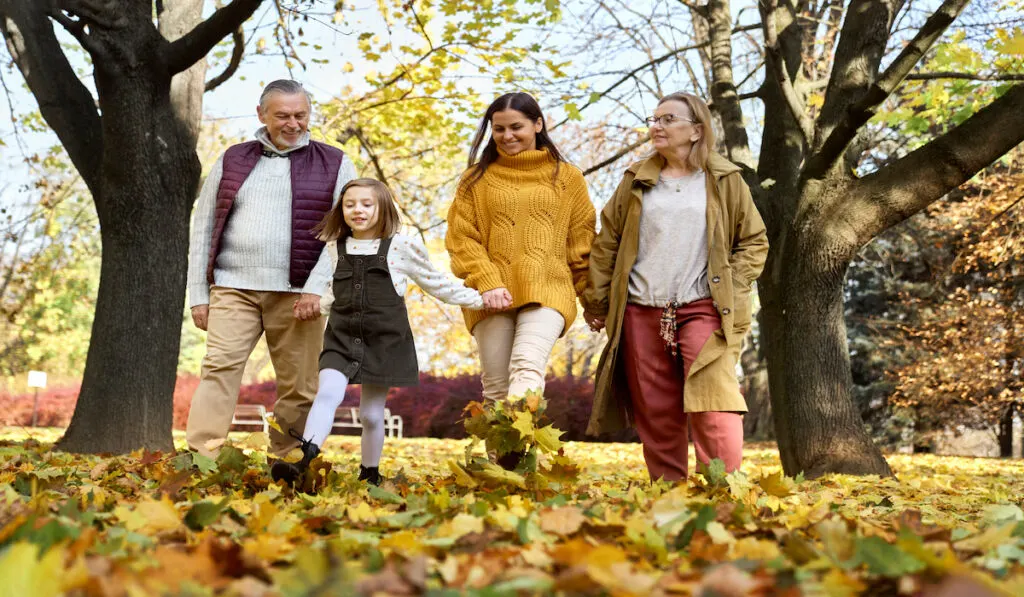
{"left": 314, "top": 178, "right": 402, "bottom": 241}
{"left": 657, "top": 92, "right": 716, "bottom": 172}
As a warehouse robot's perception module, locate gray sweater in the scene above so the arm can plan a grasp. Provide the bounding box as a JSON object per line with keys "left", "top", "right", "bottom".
{"left": 187, "top": 128, "right": 356, "bottom": 307}
{"left": 628, "top": 170, "right": 712, "bottom": 307}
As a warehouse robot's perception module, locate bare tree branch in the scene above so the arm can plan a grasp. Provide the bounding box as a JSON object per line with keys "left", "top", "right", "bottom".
{"left": 675, "top": 0, "right": 707, "bottom": 15}
{"left": 812, "top": 0, "right": 902, "bottom": 168}
{"left": 707, "top": 0, "right": 757, "bottom": 169}
{"left": 47, "top": 4, "right": 109, "bottom": 60}
{"left": 905, "top": 70, "right": 1024, "bottom": 82}
{"left": 271, "top": 0, "right": 305, "bottom": 75}
{"left": 762, "top": 0, "right": 814, "bottom": 145}
{"left": 164, "top": 0, "right": 262, "bottom": 75}
{"left": 582, "top": 135, "right": 650, "bottom": 176}
{"left": 204, "top": 27, "right": 244, "bottom": 91}
{"left": 841, "top": 84, "right": 1024, "bottom": 247}
{"left": 551, "top": 41, "right": 707, "bottom": 131}
{"left": 550, "top": 22, "right": 758, "bottom": 131}
{"left": 0, "top": 0, "right": 102, "bottom": 192}
{"left": 806, "top": 0, "right": 970, "bottom": 179}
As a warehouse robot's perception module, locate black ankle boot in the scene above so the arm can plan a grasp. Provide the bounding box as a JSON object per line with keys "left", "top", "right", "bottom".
{"left": 358, "top": 465, "right": 383, "bottom": 486}
{"left": 271, "top": 432, "right": 320, "bottom": 487}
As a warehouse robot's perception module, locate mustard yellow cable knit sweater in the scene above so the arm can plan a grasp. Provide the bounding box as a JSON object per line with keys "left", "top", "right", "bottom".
{"left": 445, "top": 147, "right": 597, "bottom": 335}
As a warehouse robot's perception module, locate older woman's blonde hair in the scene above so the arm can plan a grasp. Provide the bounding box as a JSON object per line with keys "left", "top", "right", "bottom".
{"left": 657, "top": 92, "right": 716, "bottom": 172}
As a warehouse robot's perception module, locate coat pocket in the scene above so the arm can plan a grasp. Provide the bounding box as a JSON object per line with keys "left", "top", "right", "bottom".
{"left": 731, "top": 275, "right": 753, "bottom": 334}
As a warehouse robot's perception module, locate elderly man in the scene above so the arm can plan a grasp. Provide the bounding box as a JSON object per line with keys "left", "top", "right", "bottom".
{"left": 186, "top": 79, "right": 355, "bottom": 458}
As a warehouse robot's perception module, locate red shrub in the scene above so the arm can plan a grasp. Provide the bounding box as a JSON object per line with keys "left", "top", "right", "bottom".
{"left": 2, "top": 374, "right": 638, "bottom": 443}
{"left": 0, "top": 386, "right": 79, "bottom": 427}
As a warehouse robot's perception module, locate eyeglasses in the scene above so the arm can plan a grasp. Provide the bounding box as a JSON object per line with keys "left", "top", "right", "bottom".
{"left": 644, "top": 114, "right": 697, "bottom": 127}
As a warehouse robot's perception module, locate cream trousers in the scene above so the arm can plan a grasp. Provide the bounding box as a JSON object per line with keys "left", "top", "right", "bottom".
{"left": 472, "top": 306, "right": 565, "bottom": 401}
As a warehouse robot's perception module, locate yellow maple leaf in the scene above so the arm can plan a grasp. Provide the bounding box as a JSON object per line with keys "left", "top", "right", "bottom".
{"left": 996, "top": 31, "right": 1024, "bottom": 56}
{"left": 758, "top": 471, "right": 795, "bottom": 497}
{"left": 705, "top": 521, "right": 735, "bottom": 545}
{"left": 242, "top": 534, "right": 292, "bottom": 562}
{"left": 379, "top": 530, "right": 427, "bottom": 556}
{"left": 264, "top": 413, "right": 284, "bottom": 434}
{"left": 238, "top": 432, "right": 270, "bottom": 451}
{"left": 511, "top": 410, "right": 535, "bottom": 440}
{"left": 954, "top": 522, "right": 1016, "bottom": 554}
{"left": 447, "top": 460, "right": 478, "bottom": 488}
{"left": 475, "top": 461, "right": 527, "bottom": 489}
{"left": 0, "top": 542, "right": 64, "bottom": 597}
{"left": 538, "top": 506, "right": 587, "bottom": 536}
{"left": 115, "top": 497, "right": 181, "bottom": 534}
{"left": 442, "top": 513, "right": 485, "bottom": 540}
{"left": 534, "top": 425, "right": 564, "bottom": 453}
{"left": 347, "top": 502, "right": 377, "bottom": 524}
{"left": 820, "top": 568, "right": 866, "bottom": 597}
{"left": 731, "top": 537, "right": 782, "bottom": 561}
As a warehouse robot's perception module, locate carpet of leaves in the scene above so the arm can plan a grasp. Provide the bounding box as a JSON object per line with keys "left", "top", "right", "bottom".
{"left": 2, "top": 427, "right": 1024, "bottom": 596}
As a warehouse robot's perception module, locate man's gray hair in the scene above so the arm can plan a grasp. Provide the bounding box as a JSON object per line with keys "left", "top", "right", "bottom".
{"left": 259, "top": 79, "right": 313, "bottom": 110}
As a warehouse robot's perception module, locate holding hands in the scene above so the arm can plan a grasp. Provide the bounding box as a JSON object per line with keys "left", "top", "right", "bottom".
{"left": 584, "top": 309, "right": 606, "bottom": 332}
{"left": 293, "top": 293, "right": 322, "bottom": 321}
{"left": 482, "top": 287, "right": 513, "bottom": 311}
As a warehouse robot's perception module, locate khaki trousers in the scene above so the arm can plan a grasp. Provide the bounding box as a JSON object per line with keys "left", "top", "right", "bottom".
{"left": 473, "top": 306, "right": 565, "bottom": 401}
{"left": 186, "top": 287, "right": 324, "bottom": 458}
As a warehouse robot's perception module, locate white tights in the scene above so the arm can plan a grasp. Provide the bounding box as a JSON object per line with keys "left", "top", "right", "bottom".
{"left": 302, "top": 368, "right": 389, "bottom": 467}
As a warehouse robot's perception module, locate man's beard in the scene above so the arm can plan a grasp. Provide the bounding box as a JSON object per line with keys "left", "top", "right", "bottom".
{"left": 274, "top": 130, "right": 302, "bottom": 148}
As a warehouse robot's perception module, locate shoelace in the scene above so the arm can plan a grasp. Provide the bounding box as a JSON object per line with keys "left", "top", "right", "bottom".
{"left": 288, "top": 428, "right": 316, "bottom": 453}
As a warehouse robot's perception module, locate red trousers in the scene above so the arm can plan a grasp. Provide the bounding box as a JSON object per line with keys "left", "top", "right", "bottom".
{"left": 621, "top": 299, "right": 743, "bottom": 481}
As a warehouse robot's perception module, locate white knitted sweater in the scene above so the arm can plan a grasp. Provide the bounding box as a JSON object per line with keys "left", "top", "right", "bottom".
{"left": 187, "top": 128, "right": 356, "bottom": 307}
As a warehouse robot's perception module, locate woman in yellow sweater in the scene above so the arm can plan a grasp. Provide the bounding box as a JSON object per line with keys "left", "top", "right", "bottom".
{"left": 446, "top": 92, "right": 596, "bottom": 413}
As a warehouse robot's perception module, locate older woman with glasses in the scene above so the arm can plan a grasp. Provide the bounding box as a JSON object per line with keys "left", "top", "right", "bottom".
{"left": 582, "top": 92, "right": 768, "bottom": 482}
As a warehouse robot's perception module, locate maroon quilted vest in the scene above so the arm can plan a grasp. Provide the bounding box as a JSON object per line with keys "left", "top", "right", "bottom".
{"left": 207, "top": 139, "right": 344, "bottom": 288}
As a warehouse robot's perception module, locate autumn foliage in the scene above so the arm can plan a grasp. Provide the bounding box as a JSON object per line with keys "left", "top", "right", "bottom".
{"left": 885, "top": 157, "right": 1024, "bottom": 436}
{"left": 2, "top": 429, "right": 1023, "bottom": 595}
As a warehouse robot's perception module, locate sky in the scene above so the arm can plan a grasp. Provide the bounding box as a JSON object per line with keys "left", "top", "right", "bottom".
{"left": 0, "top": 2, "right": 384, "bottom": 197}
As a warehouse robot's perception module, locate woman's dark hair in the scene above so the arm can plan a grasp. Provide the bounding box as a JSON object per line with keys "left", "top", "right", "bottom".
{"left": 464, "top": 92, "right": 566, "bottom": 188}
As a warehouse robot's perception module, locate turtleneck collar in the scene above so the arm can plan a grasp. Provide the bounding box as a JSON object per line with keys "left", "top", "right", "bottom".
{"left": 255, "top": 127, "right": 311, "bottom": 156}
{"left": 495, "top": 146, "right": 555, "bottom": 170}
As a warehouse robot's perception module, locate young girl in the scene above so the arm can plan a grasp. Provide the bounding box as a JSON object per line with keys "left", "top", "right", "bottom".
{"left": 271, "top": 178, "right": 483, "bottom": 487}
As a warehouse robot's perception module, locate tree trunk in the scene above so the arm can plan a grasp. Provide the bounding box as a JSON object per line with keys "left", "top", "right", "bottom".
{"left": 761, "top": 200, "right": 893, "bottom": 478}
{"left": 740, "top": 330, "right": 773, "bottom": 440}
{"left": 1, "top": 0, "right": 261, "bottom": 453}
{"left": 998, "top": 404, "right": 1015, "bottom": 458}
{"left": 57, "top": 7, "right": 202, "bottom": 453}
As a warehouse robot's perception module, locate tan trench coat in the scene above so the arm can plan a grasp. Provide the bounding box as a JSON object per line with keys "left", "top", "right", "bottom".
{"left": 582, "top": 152, "right": 769, "bottom": 436}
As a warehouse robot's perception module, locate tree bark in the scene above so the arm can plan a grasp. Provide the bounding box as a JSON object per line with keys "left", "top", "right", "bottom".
{"left": 998, "top": 404, "right": 1014, "bottom": 458}
{"left": 763, "top": 212, "right": 893, "bottom": 476}
{"left": 57, "top": 2, "right": 201, "bottom": 453}
{"left": 740, "top": 329, "right": 773, "bottom": 440}
{"left": 2, "top": 0, "right": 261, "bottom": 453}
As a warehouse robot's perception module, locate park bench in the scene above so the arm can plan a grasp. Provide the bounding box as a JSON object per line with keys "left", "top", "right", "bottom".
{"left": 228, "top": 404, "right": 404, "bottom": 438}
{"left": 332, "top": 407, "right": 404, "bottom": 438}
{"left": 230, "top": 404, "right": 269, "bottom": 433}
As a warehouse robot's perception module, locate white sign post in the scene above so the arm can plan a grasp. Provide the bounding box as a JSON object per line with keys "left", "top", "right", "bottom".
{"left": 27, "top": 371, "right": 47, "bottom": 427}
